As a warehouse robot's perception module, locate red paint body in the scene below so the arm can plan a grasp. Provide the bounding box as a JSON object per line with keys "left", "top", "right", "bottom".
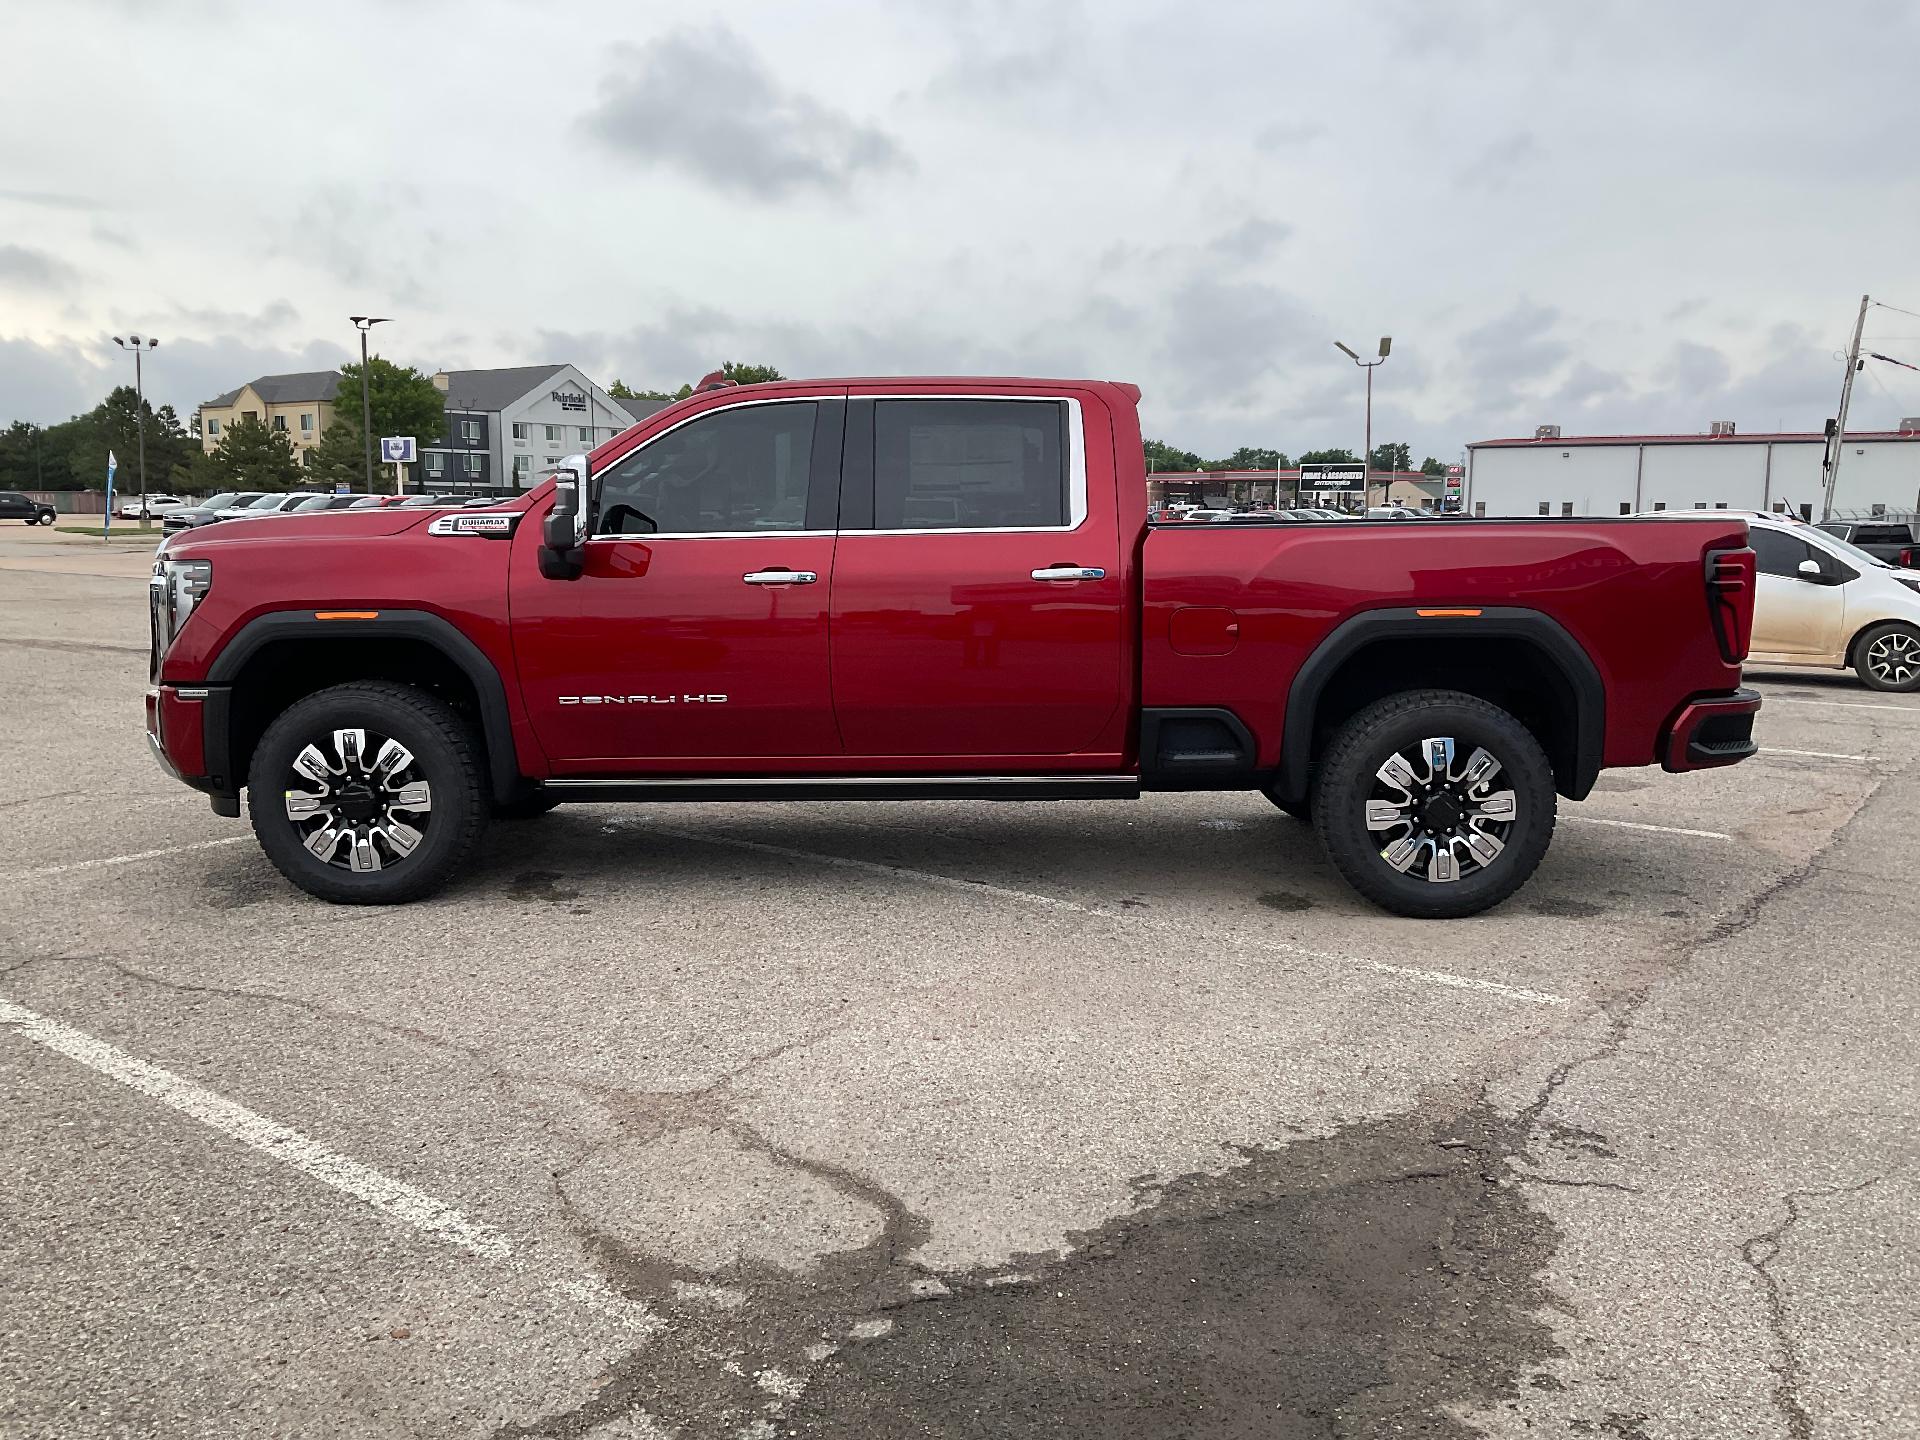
{"left": 149, "top": 377, "right": 1754, "bottom": 792}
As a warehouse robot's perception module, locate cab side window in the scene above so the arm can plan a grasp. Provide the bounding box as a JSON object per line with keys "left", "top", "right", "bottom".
{"left": 594, "top": 403, "right": 817, "bottom": 536}
{"left": 872, "top": 399, "right": 1067, "bottom": 530}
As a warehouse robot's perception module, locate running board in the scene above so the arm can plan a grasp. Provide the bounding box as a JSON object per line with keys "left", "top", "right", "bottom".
{"left": 540, "top": 774, "right": 1141, "bottom": 803}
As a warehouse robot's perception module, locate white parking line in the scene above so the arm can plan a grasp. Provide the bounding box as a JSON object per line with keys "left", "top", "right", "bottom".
{"left": 1564, "top": 815, "right": 1732, "bottom": 840}
{"left": 0, "top": 834, "right": 249, "bottom": 882}
{"left": 1760, "top": 696, "right": 1920, "bottom": 715}
{"left": 0, "top": 994, "right": 657, "bottom": 1333}
{"left": 644, "top": 825, "right": 1570, "bottom": 1008}
{"left": 1764, "top": 747, "right": 1870, "bottom": 762}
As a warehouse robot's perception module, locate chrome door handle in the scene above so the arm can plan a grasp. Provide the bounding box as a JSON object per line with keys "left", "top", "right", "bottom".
{"left": 742, "top": 568, "right": 818, "bottom": 585}
{"left": 1031, "top": 566, "right": 1106, "bottom": 582}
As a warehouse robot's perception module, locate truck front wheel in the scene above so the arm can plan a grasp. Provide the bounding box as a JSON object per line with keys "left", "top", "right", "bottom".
{"left": 246, "top": 681, "right": 488, "bottom": 904}
{"left": 1310, "top": 689, "right": 1556, "bottom": 919}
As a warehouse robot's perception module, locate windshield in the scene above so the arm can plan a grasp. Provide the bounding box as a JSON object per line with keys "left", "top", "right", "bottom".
{"left": 198, "top": 492, "right": 240, "bottom": 509}
{"left": 291, "top": 495, "right": 350, "bottom": 512}
{"left": 243, "top": 494, "right": 288, "bottom": 510}
{"left": 1810, "top": 528, "right": 1896, "bottom": 570}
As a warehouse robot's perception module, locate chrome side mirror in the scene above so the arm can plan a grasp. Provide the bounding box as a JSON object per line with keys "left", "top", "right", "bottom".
{"left": 538, "top": 456, "right": 590, "bottom": 580}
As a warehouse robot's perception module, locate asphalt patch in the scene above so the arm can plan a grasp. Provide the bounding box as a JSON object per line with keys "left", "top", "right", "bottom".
{"left": 790, "top": 1105, "right": 1563, "bottom": 1438}
{"left": 1257, "top": 891, "right": 1315, "bottom": 913}
{"left": 1527, "top": 896, "right": 1604, "bottom": 918}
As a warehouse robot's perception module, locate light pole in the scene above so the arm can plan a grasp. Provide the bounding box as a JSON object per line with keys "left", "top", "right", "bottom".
{"left": 111, "top": 334, "right": 159, "bottom": 516}
{"left": 349, "top": 316, "right": 390, "bottom": 491}
{"left": 1335, "top": 336, "right": 1391, "bottom": 510}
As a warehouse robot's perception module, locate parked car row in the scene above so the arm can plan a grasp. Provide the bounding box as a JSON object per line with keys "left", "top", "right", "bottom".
{"left": 161, "top": 491, "right": 507, "bottom": 535}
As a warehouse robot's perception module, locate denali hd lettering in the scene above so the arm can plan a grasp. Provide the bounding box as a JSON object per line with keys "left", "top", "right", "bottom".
{"left": 145, "top": 371, "right": 1759, "bottom": 917}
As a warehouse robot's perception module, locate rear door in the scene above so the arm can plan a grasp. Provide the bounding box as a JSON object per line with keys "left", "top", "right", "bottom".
{"left": 511, "top": 396, "right": 846, "bottom": 769}
{"left": 827, "top": 392, "right": 1128, "bottom": 762}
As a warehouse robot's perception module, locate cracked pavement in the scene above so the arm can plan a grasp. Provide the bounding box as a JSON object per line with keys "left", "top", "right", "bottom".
{"left": 1, "top": 527, "right": 1916, "bottom": 1438}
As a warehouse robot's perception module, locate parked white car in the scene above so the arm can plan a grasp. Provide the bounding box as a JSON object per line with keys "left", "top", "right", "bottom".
{"left": 215, "top": 492, "right": 323, "bottom": 521}
{"left": 1659, "top": 510, "right": 1920, "bottom": 691}
{"left": 117, "top": 494, "right": 189, "bottom": 519}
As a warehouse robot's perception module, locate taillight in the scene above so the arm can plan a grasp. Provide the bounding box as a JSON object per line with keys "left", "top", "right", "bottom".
{"left": 1705, "top": 546, "right": 1754, "bottom": 664}
{"left": 1902, "top": 547, "right": 1914, "bottom": 567}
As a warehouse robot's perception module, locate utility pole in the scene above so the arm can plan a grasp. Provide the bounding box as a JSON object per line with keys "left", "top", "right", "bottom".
{"left": 349, "top": 316, "right": 390, "bottom": 492}
{"left": 1822, "top": 294, "right": 1869, "bottom": 522}
{"left": 112, "top": 334, "right": 159, "bottom": 515}
{"left": 1335, "top": 336, "right": 1391, "bottom": 510}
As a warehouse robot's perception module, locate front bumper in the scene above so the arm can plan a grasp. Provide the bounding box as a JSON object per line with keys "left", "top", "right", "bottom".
{"left": 146, "top": 683, "right": 239, "bottom": 814}
{"left": 1661, "top": 686, "right": 1761, "bottom": 772}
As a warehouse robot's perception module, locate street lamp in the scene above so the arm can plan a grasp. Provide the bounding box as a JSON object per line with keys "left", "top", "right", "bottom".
{"left": 111, "top": 334, "right": 159, "bottom": 516}
{"left": 1335, "top": 335, "right": 1391, "bottom": 510}
{"left": 349, "top": 316, "right": 390, "bottom": 490}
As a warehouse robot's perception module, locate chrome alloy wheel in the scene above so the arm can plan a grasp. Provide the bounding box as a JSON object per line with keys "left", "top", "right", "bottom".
{"left": 1365, "top": 736, "right": 1518, "bottom": 885}
{"left": 1866, "top": 630, "right": 1920, "bottom": 687}
{"left": 282, "top": 727, "right": 432, "bottom": 872}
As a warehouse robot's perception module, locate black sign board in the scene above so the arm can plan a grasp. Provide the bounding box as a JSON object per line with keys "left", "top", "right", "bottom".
{"left": 1298, "top": 462, "right": 1367, "bottom": 493}
{"left": 551, "top": 389, "right": 587, "bottom": 413}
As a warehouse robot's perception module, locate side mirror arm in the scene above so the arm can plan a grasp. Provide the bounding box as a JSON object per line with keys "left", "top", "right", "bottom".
{"left": 538, "top": 458, "right": 590, "bottom": 580}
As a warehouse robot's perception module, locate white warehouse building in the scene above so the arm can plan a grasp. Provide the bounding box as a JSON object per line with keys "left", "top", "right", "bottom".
{"left": 1464, "top": 423, "right": 1920, "bottom": 520}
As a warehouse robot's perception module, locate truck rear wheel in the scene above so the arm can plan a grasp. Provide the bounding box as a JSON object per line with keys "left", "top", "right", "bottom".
{"left": 1310, "top": 689, "right": 1556, "bottom": 919}
{"left": 246, "top": 681, "right": 488, "bottom": 904}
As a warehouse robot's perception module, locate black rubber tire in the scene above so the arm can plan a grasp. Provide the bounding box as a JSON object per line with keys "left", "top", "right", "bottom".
{"left": 1263, "top": 790, "right": 1311, "bottom": 821}
{"left": 1853, "top": 622, "right": 1920, "bottom": 692}
{"left": 247, "top": 681, "right": 487, "bottom": 904}
{"left": 492, "top": 786, "right": 562, "bottom": 820}
{"left": 1310, "top": 689, "right": 1556, "bottom": 919}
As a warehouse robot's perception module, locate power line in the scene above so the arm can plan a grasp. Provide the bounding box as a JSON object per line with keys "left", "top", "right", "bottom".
{"left": 1870, "top": 300, "right": 1920, "bottom": 322}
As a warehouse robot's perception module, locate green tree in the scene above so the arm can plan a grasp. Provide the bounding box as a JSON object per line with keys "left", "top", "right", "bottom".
{"left": 0, "top": 421, "right": 56, "bottom": 490}
{"left": 1419, "top": 456, "right": 1448, "bottom": 477}
{"left": 1297, "top": 447, "right": 1360, "bottom": 465}
{"left": 1144, "top": 438, "right": 1202, "bottom": 473}
{"left": 307, "top": 358, "right": 448, "bottom": 486}
{"left": 1203, "top": 446, "right": 1288, "bottom": 471}
{"left": 610, "top": 361, "right": 785, "bottom": 404}
{"left": 205, "top": 414, "right": 304, "bottom": 491}
{"left": 1368, "top": 441, "right": 1412, "bottom": 473}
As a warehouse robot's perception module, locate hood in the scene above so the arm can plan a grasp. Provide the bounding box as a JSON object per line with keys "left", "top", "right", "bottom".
{"left": 159, "top": 501, "right": 524, "bottom": 557}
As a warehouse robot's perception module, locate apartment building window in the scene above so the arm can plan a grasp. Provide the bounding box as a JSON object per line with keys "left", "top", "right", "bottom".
{"left": 512, "top": 455, "right": 531, "bottom": 480}
{"left": 1537, "top": 501, "right": 1549, "bottom": 516}
{"left": 1561, "top": 502, "right": 1574, "bottom": 517}
{"left": 300, "top": 413, "right": 313, "bottom": 433}
{"left": 1619, "top": 502, "right": 1632, "bottom": 514}
{"left": 1473, "top": 501, "right": 1486, "bottom": 518}
{"left": 545, "top": 425, "right": 562, "bottom": 443}
{"left": 459, "top": 419, "right": 481, "bottom": 443}
{"left": 1653, "top": 501, "right": 1666, "bottom": 511}
{"left": 242, "top": 410, "right": 257, "bottom": 422}
{"left": 272, "top": 415, "right": 287, "bottom": 432}
{"left": 425, "top": 452, "right": 446, "bottom": 475}
{"left": 512, "top": 423, "right": 529, "bottom": 441}
{"left": 206, "top": 418, "right": 221, "bottom": 436}
{"left": 577, "top": 426, "right": 591, "bottom": 443}
{"left": 545, "top": 455, "right": 561, "bottom": 467}
{"left": 463, "top": 453, "right": 483, "bottom": 475}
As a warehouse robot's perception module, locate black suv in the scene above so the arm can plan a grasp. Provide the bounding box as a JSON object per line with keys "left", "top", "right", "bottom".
{"left": 0, "top": 491, "right": 56, "bottom": 525}
{"left": 1815, "top": 520, "right": 1920, "bottom": 567}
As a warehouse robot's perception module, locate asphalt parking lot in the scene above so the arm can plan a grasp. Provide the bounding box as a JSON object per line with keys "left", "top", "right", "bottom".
{"left": 1, "top": 523, "right": 1915, "bottom": 1440}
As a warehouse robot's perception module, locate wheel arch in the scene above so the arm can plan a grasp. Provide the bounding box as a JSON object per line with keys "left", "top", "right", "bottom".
{"left": 205, "top": 611, "right": 520, "bottom": 805}
{"left": 1277, "top": 607, "right": 1605, "bottom": 805}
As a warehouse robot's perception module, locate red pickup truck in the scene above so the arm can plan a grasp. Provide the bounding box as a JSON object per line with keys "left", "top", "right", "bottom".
{"left": 146, "top": 375, "right": 1760, "bottom": 918}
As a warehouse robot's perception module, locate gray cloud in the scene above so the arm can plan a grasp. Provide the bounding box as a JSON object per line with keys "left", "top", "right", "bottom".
{"left": 1454, "top": 132, "right": 1541, "bottom": 192}
{"left": 1207, "top": 217, "right": 1293, "bottom": 265}
{"left": 0, "top": 189, "right": 97, "bottom": 211}
{"left": 0, "top": 244, "right": 79, "bottom": 291}
{"left": 581, "top": 27, "right": 908, "bottom": 199}
{"left": 1252, "top": 120, "right": 1326, "bottom": 152}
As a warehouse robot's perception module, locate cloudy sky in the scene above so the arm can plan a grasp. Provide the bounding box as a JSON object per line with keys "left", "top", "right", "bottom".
{"left": 5, "top": 0, "right": 1920, "bottom": 459}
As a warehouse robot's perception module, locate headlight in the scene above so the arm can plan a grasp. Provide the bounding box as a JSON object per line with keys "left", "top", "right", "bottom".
{"left": 149, "top": 558, "right": 212, "bottom": 675}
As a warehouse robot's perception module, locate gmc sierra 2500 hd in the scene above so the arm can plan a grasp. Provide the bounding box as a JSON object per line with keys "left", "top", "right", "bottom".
{"left": 146, "top": 374, "right": 1761, "bottom": 918}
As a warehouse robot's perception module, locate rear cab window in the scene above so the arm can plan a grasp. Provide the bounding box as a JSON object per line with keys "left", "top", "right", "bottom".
{"left": 871, "top": 399, "right": 1069, "bottom": 530}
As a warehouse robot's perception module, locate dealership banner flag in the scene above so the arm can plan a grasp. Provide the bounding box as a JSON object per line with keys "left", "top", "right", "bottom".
{"left": 104, "top": 451, "right": 116, "bottom": 538}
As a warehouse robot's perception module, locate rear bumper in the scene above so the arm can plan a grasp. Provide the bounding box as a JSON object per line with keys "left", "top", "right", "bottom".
{"left": 1661, "top": 687, "right": 1761, "bottom": 772}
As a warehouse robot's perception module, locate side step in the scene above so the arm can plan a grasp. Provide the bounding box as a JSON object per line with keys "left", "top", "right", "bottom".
{"left": 541, "top": 774, "right": 1141, "bottom": 803}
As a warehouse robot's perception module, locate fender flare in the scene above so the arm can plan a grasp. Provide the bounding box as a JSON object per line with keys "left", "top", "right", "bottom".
{"left": 205, "top": 609, "right": 521, "bottom": 803}
{"left": 1277, "top": 606, "right": 1606, "bottom": 803}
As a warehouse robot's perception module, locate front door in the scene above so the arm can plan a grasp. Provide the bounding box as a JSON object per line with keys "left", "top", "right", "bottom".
{"left": 511, "top": 398, "right": 845, "bottom": 770}
{"left": 829, "top": 394, "right": 1128, "bottom": 762}
{"left": 1750, "top": 526, "right": 1850, "bottom": 658}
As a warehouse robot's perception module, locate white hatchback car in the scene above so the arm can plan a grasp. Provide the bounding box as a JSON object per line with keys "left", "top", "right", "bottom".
{"left": 1736, "top": 511, "right": 1920, "bottom": 691}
